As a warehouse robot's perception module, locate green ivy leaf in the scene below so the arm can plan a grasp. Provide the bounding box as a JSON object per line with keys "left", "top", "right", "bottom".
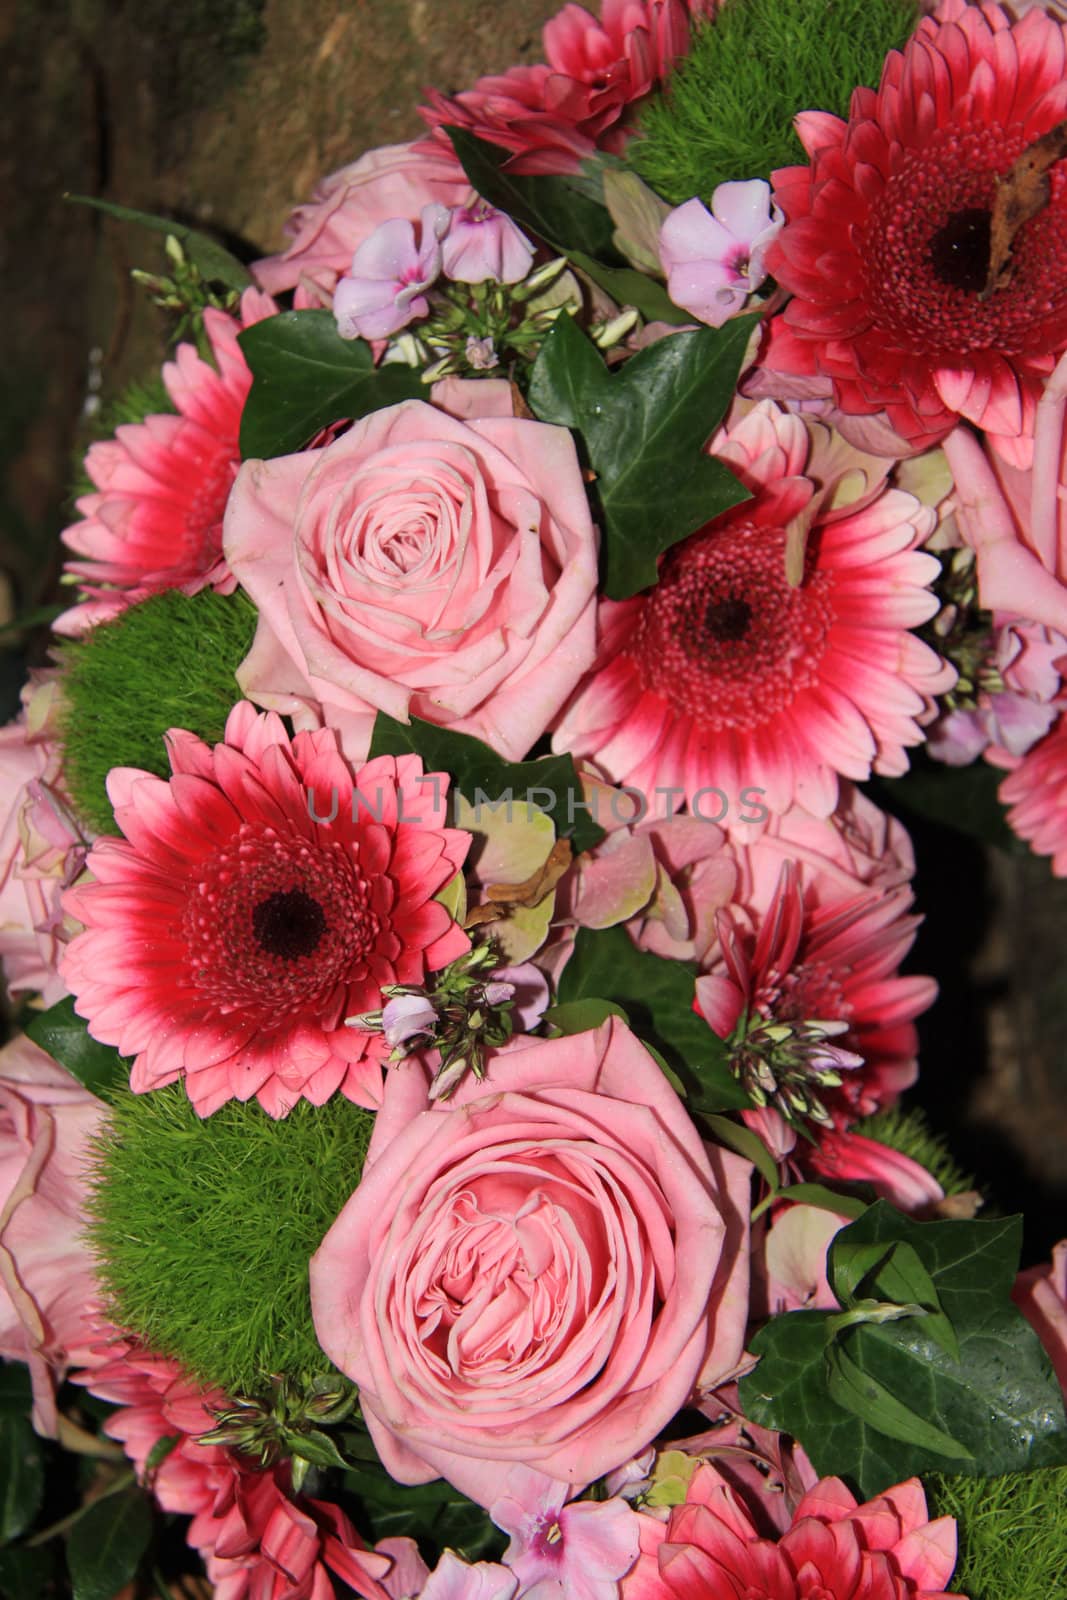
{"left": 557, "top": 925, "right": 750, "bottom": 1110}
{"left": 64, "top": 194, "right": 251, "bottom": 289}
{"left": 24, "top": 998, "right": 128, "bottom": 1103}
{"left": 0, "top": 1416, "right": 43, "bottom": 1544}
{"left": 237, "top": 311, "right": 424, "bottom": 459}
{"left": 445, "top": 128, "right": 620, "bottom": 262}
{"left": 824, "top": 1342, "right": 973, "bottom": 1461}
{"left": 739, "top": 1203, "right": 1067, "bottom": 1498}
{"left": 67, "top": 1487, "right": 153, "bottom": 1600}
{"left": 832, "top": 1238, "right": 958, "bottom": 1362}
{"left": 528, "top": 313, "right": 754, "bottom": 598}
{"left": 367, "top": 713, "right": 605, "bottom": 854}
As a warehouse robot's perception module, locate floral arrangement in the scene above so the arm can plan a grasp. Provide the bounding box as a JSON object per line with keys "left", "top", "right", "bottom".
{"left": 5, "top": 0, "right": 1067, "bottom": 1596}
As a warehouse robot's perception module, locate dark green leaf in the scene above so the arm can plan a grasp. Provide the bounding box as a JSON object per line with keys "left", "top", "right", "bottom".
{"left": 543, "top": 998, "right": 628, "bottom": 1034}
{"left": 832, "top": 1238, "right": 958, "bottom": 1361}
{"left": 64, "top": 194, "right": 251, "bottom": 289}
{"left": 703, "top": 1114, "right": 779, "bottom": 1190}
{"left": 343, "top": 1465, "right": 504, "bottom": 1566}
{"left": 237, "top": 311, "right": 424, "bottom": 459}
{"left": 739, "top": 1203, "right": 1067, "bottom": 1497}
{"left": 0, "top": 1543, "right": 55, "bottom": 1599}
{"left": 569, "top": 251, "right": 690, "bottom": 324}
{"left": 25, "top": 998, "right": 128, "bottom": 1103}
{"left": 528, "top": 313, "right": 754, "bottom": 597}
{"left": 67, "top": 1487, "right": 152, "bottom": 1600}
{"left": 367, "top": 713, "right": 605, "bottom": 853}
{"left": 445, "top": 128, "right": 619, "bottom": 262}
{"left": 0, "top": 1366, "right": 31, "bottom": 1417}
{"left": 869, "top": 757, "right": 1026, "bottom": 855}
{"left": 0, "top": 1416, "right": 43, "bottom": 1544}
{"left": 825, "top": 1342, "right": 973, "bottom": 1461}
{"left": 288, "top": 1427, "right": 350, "bottom": 1471}
{"left": 771, "top": 1182, "right": 867, "bottom": 1220}
{"left": 557, "top": 925, "right": 750, "bottom": 1110}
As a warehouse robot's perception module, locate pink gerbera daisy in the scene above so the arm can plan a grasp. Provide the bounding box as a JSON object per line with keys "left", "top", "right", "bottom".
{"left": 999, "top": 706, "right": 1067, "bottom": 873}
{"left": 56, "top": 287, "right": 277, "bottom": 636}
{"left": 764, "top": 0, "right": 1067, "bottom": 464}
{"left": 419, "top": 0, "right": 709, "bottom": 176}
{"left": 553, "top": 401, "right": 954, "bottom": 818}
{"left": 60, "top": 702, "right": 470, "bottom": 1117}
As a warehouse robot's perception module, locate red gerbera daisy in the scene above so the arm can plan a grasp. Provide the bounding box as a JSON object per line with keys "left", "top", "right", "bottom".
{"left": 553, "top": 401, "right": 954, "bottom": 818}
{"left": 764, "top": 0, "right": 1067, "bottom": 465}
{"left": 77, "top": 1331, "right": 393, "bottom": 1600}
{"left": 621, "top": 1461, "right": 962, "bottom": 1600}
{"left": 60, "top": 702, "right": 470, "bottom": 1118}
{"left": 419, "top": 0, "right": 709, "bottom": 176}
{"left": 56, "top": 288, "right": 277, "bottom": 636}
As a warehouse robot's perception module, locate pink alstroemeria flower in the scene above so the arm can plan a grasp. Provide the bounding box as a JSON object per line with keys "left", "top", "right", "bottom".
{"left": 334, "top": 203, "right": 451, "bottom": 340}
{"left": 490, "top": 1466, "right": 641, "bottom": 1600}
{"left": 659, "top": 181, "right": 783, "bottom": 327}
{"left": 442, "top": 201, "right": 535, "bottom": 284}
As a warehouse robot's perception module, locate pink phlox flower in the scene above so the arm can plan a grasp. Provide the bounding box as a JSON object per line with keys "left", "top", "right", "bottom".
{"left": 659, "top": 181, "right": 783, "bottom": 327}
{"left": 442, "top": 201, "right": 535, "bottom": 284}
{"left": 928, "top": 617, "right": 1067, "bottom": 767}
{"left": 490, "top": 1466, "right": 641, "bottom": 1600}
{"left": 334, "top": 203, "right": 452, "bottom": 340}
{"left": 418, "top": 1550, "right": 520, "bottom": 1600}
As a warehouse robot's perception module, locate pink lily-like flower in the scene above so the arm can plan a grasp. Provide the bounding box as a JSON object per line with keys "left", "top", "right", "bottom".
{"left": 659, "top": 181, "right": 783, "bottom": 327}
{"left": 334, "top": 202, "right": 451, "bottom": 340}
{"left": 490, "top": 1466, "right": 641, "bottom": 1600}
{"left": 442, "top": 201, "right": 535, "bottom": 284}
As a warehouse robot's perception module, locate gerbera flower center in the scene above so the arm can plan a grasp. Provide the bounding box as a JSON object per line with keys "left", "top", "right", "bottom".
{"left": 861, "top": 122, "right": 1067, "bottom": 355}
{"left": 251, "top": 888, "right": 327, "bottom": 961}
{"left": 928, "top": 206, "right": 991, "bottom": 294}
{"left": 631, "top": 520, "right": 833, "bottom": 729}
{"left": 183, "top": 825, "right": 379, "bottom": 1020}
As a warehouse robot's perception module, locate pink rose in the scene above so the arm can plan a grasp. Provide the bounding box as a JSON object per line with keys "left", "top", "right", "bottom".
{"left": 310, "top": 1019, "right": 751, "bottom": 1505}
{"left": 225, "top": 395, "right": 599, "bottom": 762}
{"left": 0, "top": 1035, "right": 107, "bottom": 1435}
{"left": 0, "top": 679, "right": 87, "bottom": 1005}
{"left": 253, "top": 142, "right": 471, "bottom": 303}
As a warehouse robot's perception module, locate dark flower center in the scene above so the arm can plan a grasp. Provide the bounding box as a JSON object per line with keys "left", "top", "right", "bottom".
{"left": 703, "top": 595, "right": 752, "bottom": 642}
{"left": 252, "top": 889, "right": 327, "bottom": 961}
{"left": 928, "top": 207, "right": 991, "bottom": 293}
{"left": 631, "top": 520, "right": 833, "bottom": 728}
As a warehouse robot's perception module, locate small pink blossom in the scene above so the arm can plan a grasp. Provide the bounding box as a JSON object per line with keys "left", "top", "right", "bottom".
{"left": 442, "top": 202, "right": 534, "bottom": 284}
{"left": 659, "top": 182, "right": 783, "bottom": 327}
{"left": 491, "top": 1467, "right": 641, "bottom": 1600}
{"left": 334, "top": 204, "right": 451, "bottom": 341}
{"left": 418, "top": 1551, "right": 519, "bottom": 1600}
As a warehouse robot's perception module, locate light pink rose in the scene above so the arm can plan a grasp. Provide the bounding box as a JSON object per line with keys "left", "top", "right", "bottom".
{"left": 0, "top": 1035, "right": 107, "bottom": 1435}
{"left": 310, "top": 1019, "right": 751, "bottom": 1506}
{"left": 253, "top": 142, "right": 471, "bottom": 303}
{"left": 0, "top": 678, "right": 87, "bottom": 1005}
{"left": 225, "top": 395, "right": 600, "bottom": 763}
{"left": 1014, "top": 1240, "right": 1067, "bottom": 1399}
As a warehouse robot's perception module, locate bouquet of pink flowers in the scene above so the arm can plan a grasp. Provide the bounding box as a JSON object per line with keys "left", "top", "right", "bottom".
{"left": 4, "top": 0, "right": 1067, "bottom": 1595}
